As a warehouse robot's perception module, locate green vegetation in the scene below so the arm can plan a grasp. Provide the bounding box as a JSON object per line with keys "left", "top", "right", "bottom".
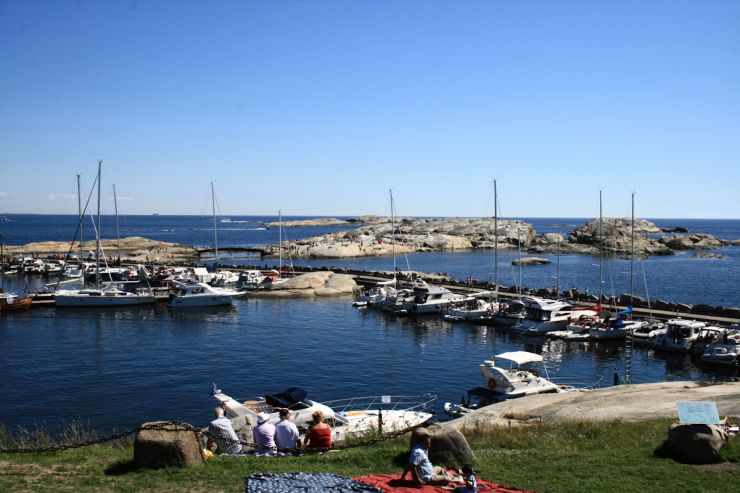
{"left": 0, "top": 419, "right": 738, "bottom": 493}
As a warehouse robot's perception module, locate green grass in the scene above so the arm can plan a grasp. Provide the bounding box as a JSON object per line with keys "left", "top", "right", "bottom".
{"left": 1, "top": 419, "right": 738, "bottom": 492}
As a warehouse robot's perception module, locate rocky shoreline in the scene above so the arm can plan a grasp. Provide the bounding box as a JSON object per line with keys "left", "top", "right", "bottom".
{"left": 6, "top": 217, "right": 738, "bottom": 264}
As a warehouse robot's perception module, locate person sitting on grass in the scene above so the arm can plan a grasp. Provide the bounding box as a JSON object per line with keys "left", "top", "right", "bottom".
{"left": 252, "top": 412, "right": 277, "bottom": 456}
{"left": 400, "top": 436, "right": 457, "bottom": 486}
{"left": 303, "top": 410, "right": 332, "bottom": 450}
{"left": 206, "top": 407, "right": 242, "bottom": 455}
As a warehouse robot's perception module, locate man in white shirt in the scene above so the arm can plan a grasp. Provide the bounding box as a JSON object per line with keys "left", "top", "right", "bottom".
{"left": 274, "top": 408, "right": 301, "bottom": 455}
{"left": 207, "top": 407, "right": 242, "bottom": 455}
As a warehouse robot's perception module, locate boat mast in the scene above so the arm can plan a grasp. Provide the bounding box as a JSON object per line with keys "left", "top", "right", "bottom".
{"left": 390, "top": 189, "right": 396, "bottom": 282}
{"left": 77, "top": 174, "right": 83, "bottom": 264}
{"left": 517, "top": 227, "right": 522, "bottom": 296}
{"left": 95, "top": 160, "right": 102, "bottom": 288}
{"left": 493, "top": 179, "right": 498, "bottom": 298}
{"left": 278, "top": 210, "right": 282, "bottom": 273}
{"left": 598, "top": 189, "right": 603, "bottom": 302}
{"left": 211, "top": 182, "right": 218, "bottom": 267}
{"left": 113, "top": 184, "right": 121, "bottom": 263}
{"left": 556, "top": 238, "right": 561, "bottom": 297}
{"left": 1, "top": 234, "right": 4, "bottom": 292}
{"left": 629, "top": 192, "right": 635, "bottom": 311}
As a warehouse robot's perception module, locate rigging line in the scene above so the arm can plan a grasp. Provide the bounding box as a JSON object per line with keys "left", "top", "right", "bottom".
{"left": 640, "top": 259, "right": 653, "bottom": 316}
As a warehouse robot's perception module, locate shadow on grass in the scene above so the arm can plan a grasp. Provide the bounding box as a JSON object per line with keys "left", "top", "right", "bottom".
{"left": 105, "top": 459, "right": 143, "bottom": 476}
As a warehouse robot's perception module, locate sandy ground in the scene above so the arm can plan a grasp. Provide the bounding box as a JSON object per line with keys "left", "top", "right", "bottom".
{"left": 448, "top": 381, "right": 740, "bottom": 431}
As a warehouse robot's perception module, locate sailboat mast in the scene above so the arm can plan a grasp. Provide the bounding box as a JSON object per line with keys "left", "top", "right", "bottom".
{"left": 517, "top": 227, "right": 522, "bottom": 295}
{"left": 278, "top": 210, "right": 282, "bottom": 273}
{"left": 1, "top": 234, "right": 4, "bottom": 292}
{"left": 598, "top": 190, "right": 603, "bottom": 301}
{"left": 629, "top": 192, "right": 635, "bottom": 309}
{"left": 390, "top": 189, "right": 396, "bottom": 275}
{"left": 77, "top": 174, "right": 83, "bottom": 264}
{"left": 113, "top": 184, "right": 121, "bottom": 262}
{"left": 95, "top": 160, "right": 102, "bottom": 288}
{"left": 211, "top": 182, "right": 218, "bottom": 266}
{"left": 493, "top": 179, "right": 498, "bottom": 296}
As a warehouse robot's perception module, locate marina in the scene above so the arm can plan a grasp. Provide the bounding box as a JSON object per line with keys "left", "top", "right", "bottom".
{"left": 1, "top": 214, "right": 739, "bottom": 436}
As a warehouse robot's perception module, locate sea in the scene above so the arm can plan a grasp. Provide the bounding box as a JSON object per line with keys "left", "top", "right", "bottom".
{"left": 1, "top": 214, "right": 738, "bottom": 435}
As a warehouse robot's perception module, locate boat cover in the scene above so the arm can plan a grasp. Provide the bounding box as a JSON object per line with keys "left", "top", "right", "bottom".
{"left": 494, "top": 351, "right": 543, "bottom": 365}
{"left": 264, "top": 387, "right": 307, "bottom": 408}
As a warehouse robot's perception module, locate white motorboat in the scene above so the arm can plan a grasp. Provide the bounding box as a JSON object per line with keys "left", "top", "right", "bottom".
{"left": 55, "top": 284, "right": 156, "bottom": 307}
{"left": 443, "top": 295, "right": 498, "bottom": 323}
{"left": 631, "top": 320, "right": 666, "bottom": 343}
{"left": 653, "top": 318, "right": 706, "bottom": 352}
{"left": 168, "top": 281, "right": 242, "bottom": 307}
{"left": 212, "top": 385, "right": 436, "bottom": 444}
{"left": 354, "top": 277, "right": 397, "bottom": 308}
{"left": 401, "top": 279, "right": 474, "bottom": 314}
{"left": 700, "top": 330, "right": 740, "bottom": 366}
{"left": 493, "top": 299, "right": 526, "bottom": 326}
{"left": 516, "top": 297, "right": 598, "bottom": 335}
{"left": 444, "top": 351, "right": 563, "bottom": 417}
{"left": 588, "top": 316, "right": 647, "bottom": 341}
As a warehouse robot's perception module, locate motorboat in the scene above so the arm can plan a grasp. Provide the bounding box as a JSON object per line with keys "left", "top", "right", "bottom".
{"left": 443, "top": 295, "right": 498, "bottom": 323}
{"left": 443, "top": 351, "right": 561, "bottom": 417}
{"left": 516, "top": 297, "right": 598, "bottom": 336}
{"left": 54, "top": 284, "right": 157, "bottom": 307}
{"left": 700, "top": 330, "right": 740, "bottom": 366}
{"left": 0, "top": 291, "right": 32, "bottom": 311}
{"left": 691, "top": 326, "right": 726, "bottom": 356}
{"left": 212, "top": 385, "right": 436, "bottom": 444}
{"left": 401, "top": 279, "right": 474, "bottom": 314}
{"left": 631, "top": 319, "right": 666, "bottom": 343}
{"left": 168, "top": 281, "right": 242, "bottom": 307}
{"left": 588, "top": 317, "right": 647, "bottom": 341}
{"left": 653, "top": 318, "right": 706, "bottom": 352}
{"left": 493, "top": 299, "right": 526, "bottom": 326}
{"left": 353, "top": 277, "right": 397, "bottom": 308}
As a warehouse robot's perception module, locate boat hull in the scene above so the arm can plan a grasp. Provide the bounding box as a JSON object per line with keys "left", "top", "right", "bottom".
{"left": 55, "top": 294, "right": 156, "bottom": 307}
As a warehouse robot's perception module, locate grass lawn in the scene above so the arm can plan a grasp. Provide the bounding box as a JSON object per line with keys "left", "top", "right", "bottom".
{"left": 1, "top": 418, "right": 738, "bottom": 492}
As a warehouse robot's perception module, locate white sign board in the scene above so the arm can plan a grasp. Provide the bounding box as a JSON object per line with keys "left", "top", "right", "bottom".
{"left": 677, "top": 401, "right": 720, "bottom": 425}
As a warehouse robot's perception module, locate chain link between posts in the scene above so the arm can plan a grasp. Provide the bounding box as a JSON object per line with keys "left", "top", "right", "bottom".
{"left": 0, "top": 418, "right": 429, "bottom": 455}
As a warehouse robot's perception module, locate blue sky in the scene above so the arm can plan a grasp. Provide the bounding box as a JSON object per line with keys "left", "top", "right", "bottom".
{"left": 1, "top": 0, "right": 738, "bottom": 219}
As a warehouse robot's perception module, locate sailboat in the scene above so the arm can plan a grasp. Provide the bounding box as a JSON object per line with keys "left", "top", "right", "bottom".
{"left": 55, "top": 161, "right": 157, "bottom": 307}
{"left": 169, "top": 183, "right": 243, "bottom": 306}
{"left": 0, "top": 234, "right": 32, "bottom": 311}
{"left": 443, "top": 180, "right": 500, "bottom": 322}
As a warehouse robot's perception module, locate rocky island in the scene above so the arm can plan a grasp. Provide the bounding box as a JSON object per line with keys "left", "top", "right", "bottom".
{"left": 264, "top": 216, "right": 733, "bottom": 260}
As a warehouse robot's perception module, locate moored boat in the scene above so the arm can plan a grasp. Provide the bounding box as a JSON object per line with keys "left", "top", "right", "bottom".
{"left": 168, "top": 280, "right": 242, "bottom": 307}
{"left": 653, "top": 318, "right": 706, "bottom": 352}
{"left": 212, "top": 385, "right": 436, "bottom": 444}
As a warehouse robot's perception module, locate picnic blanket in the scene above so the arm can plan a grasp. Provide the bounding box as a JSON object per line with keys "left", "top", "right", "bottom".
{"left": 353, "top": 473, "right": 534, "bottom": 493}
{"left": 245, "top": 472, "right": 382, "bottom": 492}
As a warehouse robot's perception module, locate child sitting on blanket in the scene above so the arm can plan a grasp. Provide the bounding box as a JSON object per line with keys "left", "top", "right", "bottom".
{"left": 456, "top": 464, "right": 477, "bottom": 493}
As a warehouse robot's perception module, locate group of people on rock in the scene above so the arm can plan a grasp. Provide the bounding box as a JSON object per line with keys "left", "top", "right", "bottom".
{"left": 206, "top": 406, "right": 333, "bottom": 457}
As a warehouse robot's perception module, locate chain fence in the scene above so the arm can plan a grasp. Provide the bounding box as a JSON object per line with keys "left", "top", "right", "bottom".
{"left": 0, "top": 418, "right": 428, "bottom": 456}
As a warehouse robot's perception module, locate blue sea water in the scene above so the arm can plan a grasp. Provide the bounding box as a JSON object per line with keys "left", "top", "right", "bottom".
{"left": 0, "top": 215, "right": 738, "bottom": 434}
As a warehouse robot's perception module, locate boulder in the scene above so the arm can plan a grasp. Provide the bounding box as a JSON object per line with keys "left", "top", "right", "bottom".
{"left": 664, "top": 423, "right": 729, "bottom": 464}
{"left": 409, "top": 424, "right": 475, "bottom": 465}
{"left": 134, "top": 421, "right": 204, "bottom": 469}
{"left": 512, "top": 257, "right": 551, "bottom": 266}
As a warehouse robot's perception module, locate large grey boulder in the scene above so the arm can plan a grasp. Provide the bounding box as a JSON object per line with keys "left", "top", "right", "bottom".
{"left": 134, "top": 421, "right": 204, "bottom": 469}
{"left": 410, "top": 424, "right": 475, "bottom": 465}
{"left": 664, "top": 423, "right": 729, "bottom": 464}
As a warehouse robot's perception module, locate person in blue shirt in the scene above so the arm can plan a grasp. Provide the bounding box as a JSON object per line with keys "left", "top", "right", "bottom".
{"left": 400, "top": 436, "right": 456, "bottom": 486}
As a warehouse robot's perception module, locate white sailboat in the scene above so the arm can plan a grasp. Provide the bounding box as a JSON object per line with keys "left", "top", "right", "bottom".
{"left": 55, "top": 161, "right": 156, "bottom": 308}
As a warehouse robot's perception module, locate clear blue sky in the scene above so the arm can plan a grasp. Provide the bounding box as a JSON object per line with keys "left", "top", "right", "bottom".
{"left": 1, "top": 0, "right": 738, "bottom": 219}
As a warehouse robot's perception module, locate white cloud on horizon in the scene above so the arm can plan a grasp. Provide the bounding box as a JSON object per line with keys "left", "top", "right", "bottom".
{"left": 48, "top": 193, "right": 76, "bottom": 201}
{"left": 0, "top": 192, "right": 7, "bottom": 198}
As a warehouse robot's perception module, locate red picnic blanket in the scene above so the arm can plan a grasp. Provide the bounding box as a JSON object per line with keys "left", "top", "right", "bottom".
{"left": 354, "top": 474, "right": 534, "bottom": 493}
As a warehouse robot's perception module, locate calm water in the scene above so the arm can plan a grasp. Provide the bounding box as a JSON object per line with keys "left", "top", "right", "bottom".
{"left": 1, "top": 215, "right": 739, "bottom": 434}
